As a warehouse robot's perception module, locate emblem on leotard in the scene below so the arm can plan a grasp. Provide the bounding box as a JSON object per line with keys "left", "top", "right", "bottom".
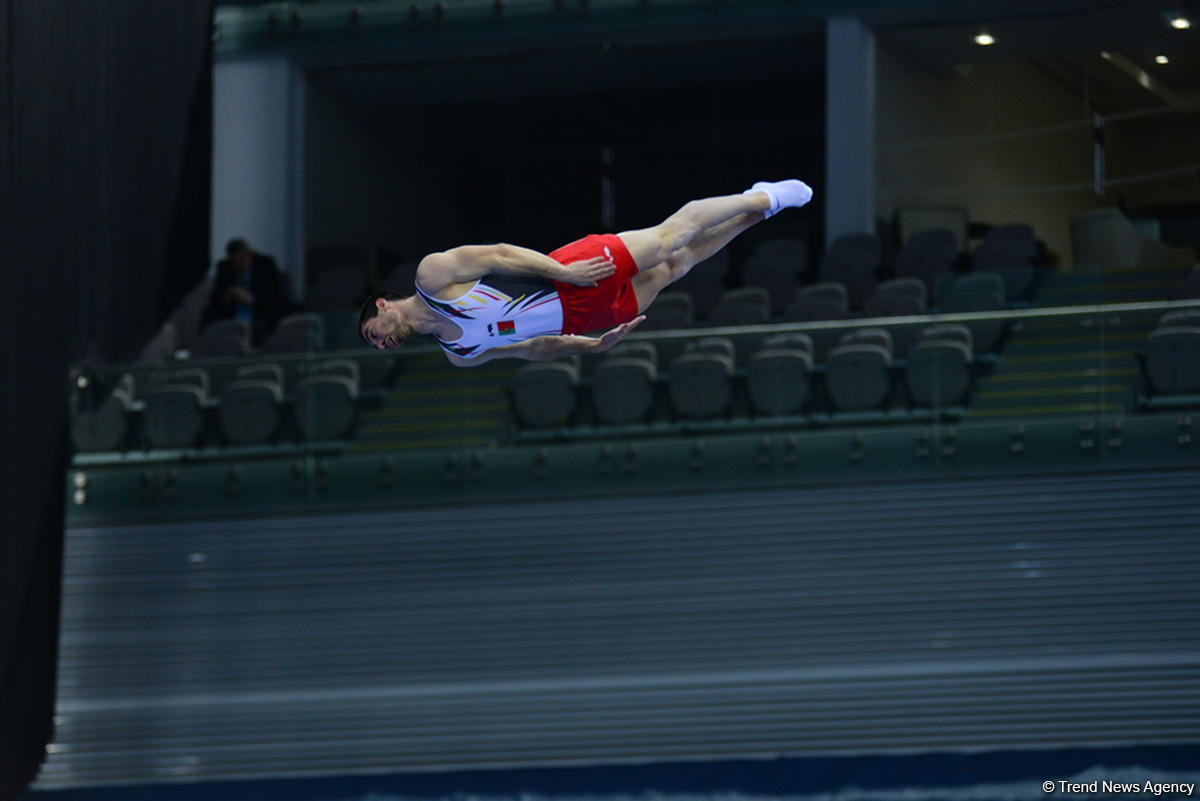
{"left": 497, "top": 320, "right": 516, "bottom": 335}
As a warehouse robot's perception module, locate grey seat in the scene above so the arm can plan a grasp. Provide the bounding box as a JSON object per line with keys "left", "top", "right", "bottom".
{"left": 293, "top": 374, "right": 359, "bottom": 440}
{"left": 763, "top": 332, "right": 814, "bottom": 359}
{"left": 192, "top": 319, "right": 250, "bottom": 359}
{"left": 607, "top": 341, "right": 659, "bottom": 368}
{"left": 840, "top": 327, "right": 894, "bottom": 356}
{"left": 235, "top": 362, "right": 286, "bottom": 390}
{"left": 135, "top": 367, "right": 211, "bottom": 400}
{"left": 748, "top": 346, "right": 813, "bottom": 415}
{"left": 783, "top": 296, "right": 846, "bottom": 360}
{"left": 920, "top": 323, "right": 973, "bottom": 353}
{"left": 872, "top": 277, "right": 928, "bottom": 305}
{"left": 796, "top": 281, "right": 850, "bottom": 308}
{"left": 142, "top": 384, "right": 207, "bottom": 449}
{"left": 896, "top": 229, "right": 958, "bottom": 297}
{"left": 1158, "top": 309, "right": 1200, "bottom": 329}
{"left": 1145, "top": 327, "right": 1200, "bottom": 394}
{"left": 897, "top": 207, "right": 967, "bottom": 251}
{"left": 683, "top": 336, "right": 735, "bottom": 362}
{"left": 905, "top": 339, "right": 973, "bottom": 407}
{"left": 513, "top": 361, "right": 580, "bottom": 428}
{"left": 642, "top": 291, "right": 694, "bottom": 331}
{"left": 71, "top": 378, "right": 134, "bottom": 452}
{"left": 674, "top": 250, "right": 729, "bottom": 321}
{"left": 820, "top": 234, "right": 881, "bottom": 309}
{"left": 219, "top": 379, "right": 284, "bottom": 445}
{"left": 287, "top": 357, "right": 361, "bottom": 400}
{"left": 974, "top": 229, "right": 1036, "bottom": 300}
{"left": 825, "top": 343, "right": 893, "bottom": 411}
{"left": 862, "top": 291, "right": 925, "bottom": 318}
{"left": 710, "top": 287, "right": 770, "bottom": 326}
{"left": 742, "top": 238, "right": 807, "bottom": 314}
{"left": 669, "top": 351, "right": 735, "bottom": 419}
{"left": 591, "top": 357, "right": 657, "bottom": 424}
{"left": 943, "top": 272, "right": 1006, "bottom": 351}
{"left": 263, "top": 313, "right": 326, "bottom": 354}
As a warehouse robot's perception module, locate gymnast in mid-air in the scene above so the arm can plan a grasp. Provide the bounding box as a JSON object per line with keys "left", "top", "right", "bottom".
{"left": 359, "top": 179, "right": 813, "bottom": 366}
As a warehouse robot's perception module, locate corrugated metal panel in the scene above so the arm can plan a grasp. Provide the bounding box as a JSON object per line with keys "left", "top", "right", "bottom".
{"left": 38, "top": 468, "right": 1200, "bottom": 788}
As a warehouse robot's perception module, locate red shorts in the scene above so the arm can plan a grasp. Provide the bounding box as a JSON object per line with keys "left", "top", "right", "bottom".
{"left": 549, "top": 233, "right": 640, "bottom": 335}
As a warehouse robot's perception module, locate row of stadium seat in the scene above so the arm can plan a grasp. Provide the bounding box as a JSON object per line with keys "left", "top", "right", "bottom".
{"left": 70, "top": 358, "right": 364, "bottom": 452}
{"left": 1139, "top": 309, "right": 1200, "bottom": 408}
{"left": 511, "top": 324, "right": 979, "bottom": 429}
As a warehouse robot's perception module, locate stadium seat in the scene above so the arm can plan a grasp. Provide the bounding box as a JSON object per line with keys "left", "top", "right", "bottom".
{"left": 669, "top": 351, "right": 735, "bottom": 419}
{"left": 1158, "top": 309, "right": 1200, "bottom": 329}
{"left": 747, "top": 345, "right": 813, "bottom": 415}
{"left": 819, "top": 233, "right": 881, "bottom": 309}
{"left": 512, "top": 361, "right": 580, "bottom": 428}
{"left": 642, "top": 290, "right": 694, "bottom": 331}
{"left": 219, "top": 379, "right": 283, "bottom": 445}
{"left": 71, "top": 377, "right": 134, "bottom": 452}
{"left": 1145, "top": 327, "right": 1200, "bottom": 394}
{"left": 192, "top": 319, "right": 250, "bottom": 359}
{"left": 942, "top": 272, "right": 1006, "bottom": 352}
{"left": 896, "top": 206, "right": 968, "bottom": 251}
{"left": 607, "top": 341, "right": 659, "bottom": 368}
{"left": 674, "top": 250, "right": 729, "bottom": 320}
{"left": 142, "top": 384, "right": 207, "bottom": 449}
{"left": 263, "top": 313, "right": 326, "bottom": 354}
{"left": 871, "top": 277, "right": 928, "bottom": 306}
{"left": 293, "top": 374, "right": 359, "bottom": 440}
{"left": 895, "top": 229, "right": 958, "bottom": 298}
{"left": 840, "top": 327, "right": 894, "bottom": 355}
{"left": 591, "top": 357, "right": 657, "bottom": 424}
{"left": 742, "top": 237, "right": 807, "bottom": 315}
{"left": 919, "top": 323, "right": 974, "bottom": 353}
{"left": 905, "top": 339, "right": 973, "bottom": 407}
{"left": 710, "top": 287, "right": 770, "bottom": 326}
{"left": 234, "top": 362, "right": 285, "bottom": 389}
{"left": 683, "top": 336, "right": 735, "bottom": 361}
{"left": 762, "top": 331, "right": 815, "bottom": 358}
{"left": 973, "top": 227, "right": 1036, "bottom": 301}
{"left": 825, "top": 343, "right": 893, "bottom": 411}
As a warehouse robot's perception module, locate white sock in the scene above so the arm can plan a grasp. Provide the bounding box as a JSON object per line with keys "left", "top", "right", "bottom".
{"left": 743, "top": 179, "right": 814, "bottom": 218}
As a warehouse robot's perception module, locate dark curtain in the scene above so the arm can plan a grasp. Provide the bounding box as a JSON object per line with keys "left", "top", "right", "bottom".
{"left": 0, "top": 2, "right": 214, "bottom": 798}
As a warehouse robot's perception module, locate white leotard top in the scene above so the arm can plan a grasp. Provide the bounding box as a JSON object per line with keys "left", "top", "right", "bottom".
{"left": 415, "top": 275, "right": 564, "bottom": 359}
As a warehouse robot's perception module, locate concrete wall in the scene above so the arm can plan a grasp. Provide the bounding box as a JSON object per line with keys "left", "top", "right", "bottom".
{"left": 211, "top": 58, "right": 305, "bottom": 288}
{"left": 874, "top": 45, "right": 1101, "bottom": 262}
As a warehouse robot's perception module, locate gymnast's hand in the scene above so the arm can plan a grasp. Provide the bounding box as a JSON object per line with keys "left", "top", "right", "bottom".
{"left": 592, "top": 315, "right": 645, "bottom": 353}
{"left": 558, "top": 256, "right": 617, "bottom": 287}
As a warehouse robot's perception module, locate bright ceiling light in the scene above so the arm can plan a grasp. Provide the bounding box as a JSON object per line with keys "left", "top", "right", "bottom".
{"left": 974, "top": 32, "right": 995, "bottom": 46}
{"left": 1169, "top": 15, "right": 1191, "bottom": 29}
{"left": 1155, "top": 54, "right": 1170, "bottom": 64}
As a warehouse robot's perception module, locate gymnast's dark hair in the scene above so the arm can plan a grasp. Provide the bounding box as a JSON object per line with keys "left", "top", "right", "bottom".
{"left": 358, "top": 291, "right": 407, "bottom": 345}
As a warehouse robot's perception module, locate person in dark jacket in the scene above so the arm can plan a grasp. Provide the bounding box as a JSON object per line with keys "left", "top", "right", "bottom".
{"left": 202, "top": 238, "right": 294, "bottom": 345}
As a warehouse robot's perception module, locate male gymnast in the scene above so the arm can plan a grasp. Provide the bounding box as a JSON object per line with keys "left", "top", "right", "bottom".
{"left": 359, "top": 179, "right": 813, "bottom": 366}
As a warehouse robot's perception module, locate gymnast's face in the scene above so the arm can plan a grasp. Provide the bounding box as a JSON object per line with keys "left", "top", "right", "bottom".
{"left": 362, "top": 299, "right": 415, "bottom": 351}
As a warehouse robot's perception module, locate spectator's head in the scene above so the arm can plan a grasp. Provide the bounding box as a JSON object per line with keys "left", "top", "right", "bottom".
{"left": 226, "top": 238, "right": 252, "bottom": 272}
{"left": 359, "top": 291, "right": 414, "bottom": 350}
